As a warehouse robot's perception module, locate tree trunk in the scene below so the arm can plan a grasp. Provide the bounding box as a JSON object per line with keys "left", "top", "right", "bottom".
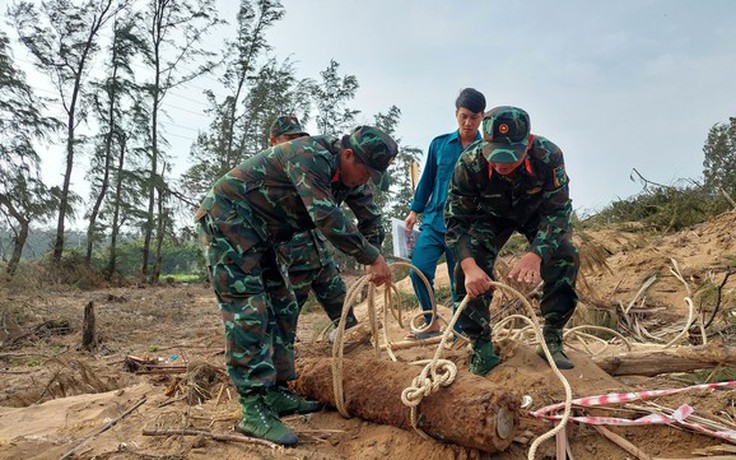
{"left": 106, "top": 136, "right": 126, "bottom": 279}
{"left": 86, "top": 39, "right": 119, "bottom": 265}
{"left": 82, "top": 301, "right": 97, "bottom": 351}
{"left": 294, "top": 357, "right": 519, "bottom": 453}
{"left": 52, "top": 14, "right": 100, "bottom": 265}
{"left": 6, "top": 220, "right": 29, "bottom": 279}
{"left": 151, "top": 181, "right": 166, "bottom": 284}
{"left": 592, "top": 341, "right": 736, "bottom": 377}
{"left": 52, "top": 107, "right": 76, "bottom": 265}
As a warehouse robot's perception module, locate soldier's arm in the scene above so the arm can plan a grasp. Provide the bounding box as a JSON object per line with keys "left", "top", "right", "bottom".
{"left": 409, "top": 139, "right": 439, "bottom": 214}
{"left": 529, "top": 144, "right": 573, "bottom": 262}
{"left": 286, "top": 154, "right": 380, "bottom": 266}
{"left": 345, "top": 185, "right": 384, "bottom": 247}
{"left": 445, "top": 157, "right": 480, "bottom": 262}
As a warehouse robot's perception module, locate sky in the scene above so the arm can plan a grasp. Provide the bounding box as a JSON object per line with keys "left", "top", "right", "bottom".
{"left": 11, "top": 0, "right": 736, "bottom": 217}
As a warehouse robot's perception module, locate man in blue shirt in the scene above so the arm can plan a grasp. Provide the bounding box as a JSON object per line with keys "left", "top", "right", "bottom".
{"left": 404, "top": 88, "right": 486, "bottom": 338}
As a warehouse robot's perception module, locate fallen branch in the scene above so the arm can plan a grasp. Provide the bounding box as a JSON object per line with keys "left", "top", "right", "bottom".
{"left": 59, "top": 396, "right": 147, "bottom": 460}
{"left": 142, "top": 429, "right": 281, "bottom": 450}
{"left": 704, "top": 269, "right": 735, "bottom": 329}
{"left": 594, "top": 342, "right": 736, "bottom": 376}
{"left": 593, "top": 425, "right": 652, "bottom": 460}
{"left": 135, "top": 367, "right": 188, "bottom": 375}
{"left": 378, "top": 335, "right": 443, "bottom": 351}
{"left": 0, "top": 369, "right": 37, "bottom": 374}
{"left": 720, "top": 188, "right": 736, "bottom": 211}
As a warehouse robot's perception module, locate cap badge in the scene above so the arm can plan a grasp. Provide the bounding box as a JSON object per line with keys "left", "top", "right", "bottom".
{"left": 498, "top": 123, "right": 509, "bottom": 134}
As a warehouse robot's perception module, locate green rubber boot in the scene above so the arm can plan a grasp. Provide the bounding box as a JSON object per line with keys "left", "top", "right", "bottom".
{"left": 235, "top": 392, "right": 298, "bottom": 446}
{"left": 265, "top": 383, "right": 324, "bottom": 416}
{"left": 537, "top": 328, "right": 574, "bottom": 370}
{"left": 468, "top": 340, "right": 501, "bottom": 376}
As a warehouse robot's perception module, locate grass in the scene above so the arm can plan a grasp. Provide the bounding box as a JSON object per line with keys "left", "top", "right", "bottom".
{"left": 300, "top": 292, "right": 322, "bottom": 314}
{"left": 680, "top": 367, "right": 736, "bottom": 384}
{"left": 434, "top": 285, "right": 453, "bottom": 308}
{"left": 167, "top": 273, "right": 206, "bottom": 283}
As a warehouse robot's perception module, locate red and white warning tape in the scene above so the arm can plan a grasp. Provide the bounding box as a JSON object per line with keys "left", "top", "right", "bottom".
{"left": 532, "top": 380, "right": 736, "bottom": 444}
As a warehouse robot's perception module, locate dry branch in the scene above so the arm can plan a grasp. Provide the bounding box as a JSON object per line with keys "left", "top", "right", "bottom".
{"left": 59, "top": 396, "right": 147, "bottom": 460}
{"left": 594, "top": 425, "right": 652, "bottom": 460}
{"left": 593, "top": 341, "right": 736, "bottom": 376}
{"left": 142, "top": 429, "right": 281, "bottom": 450}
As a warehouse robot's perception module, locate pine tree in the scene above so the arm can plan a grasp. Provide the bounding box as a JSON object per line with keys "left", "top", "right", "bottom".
{"left": 703, "top": 117, "right": 736, "bottom": 198}
{"left": 10, "top": 0, "right": 129, "bottom": 266}
{"left": 0, "top": 31, "right": 61, "bottom": 278}
{"left": 140, "top": 0, "right": 222, "bottom": 282}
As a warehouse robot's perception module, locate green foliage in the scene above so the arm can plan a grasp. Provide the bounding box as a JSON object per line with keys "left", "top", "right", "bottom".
{"left": 582, "top": 114, "right": 736, "bottom": 233}
{"left": 300, "top": 292, "right": 321, "bottom": 314}
{"left": 434, "top": 285, "right": 452, "bottom": 307}
{"left": 181, "top": 1, "right": 305, "bottom": 203}
{"left": 311, "top": 60, "right": 360, "bottom": 136}
{"left": 110, "top": 238, "right": 204, "bottom": 279}
{"left": 0, "top": 31, "right": 61, "bottom": 278}
{"left": 585, "top": 181, "right": 729, "bottom": 232}
{"left": 168, "top": 273, "right": 206, "bottom": 283}
{"left": 10, "top": 0, "right": 129, "bottom": 265}
{"left": 703, "top": 117, "right": 736, "bottom": 196}
{"left": 499, "top": 234, "right": 528, "bottom": 256}
{"left": 85, "top": 15, "right": 150, "bottom": 266}
{"left": 681, "top": 367, "right": 736, "bottom": 384}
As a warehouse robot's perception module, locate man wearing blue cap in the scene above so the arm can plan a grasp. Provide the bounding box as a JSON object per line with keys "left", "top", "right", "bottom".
{"left": 445, "top": 106, "right": 579, "bottom": 375}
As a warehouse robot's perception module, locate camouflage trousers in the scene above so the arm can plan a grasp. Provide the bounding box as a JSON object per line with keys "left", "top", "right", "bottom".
{"left": 197, "top": 214, "right": 298, "bottom": 395}
{"left": 453, "top": 220, "right": 579, "bottom": 343}
{"left": 290, "top": 259, "right": 348, "bottom": 322}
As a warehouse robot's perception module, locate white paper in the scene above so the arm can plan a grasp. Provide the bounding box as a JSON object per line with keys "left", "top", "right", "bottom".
{"left": 391, "top": 217, "right": 420, "bottom": 260}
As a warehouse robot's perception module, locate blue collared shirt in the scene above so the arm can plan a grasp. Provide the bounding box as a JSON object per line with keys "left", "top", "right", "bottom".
{"left": 410, "top": 129, "right": 482, "bottom": 232}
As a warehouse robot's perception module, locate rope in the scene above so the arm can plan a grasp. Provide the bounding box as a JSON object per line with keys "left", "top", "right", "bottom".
{"left": 399, "top": 294, "right": 466, "bottom": 439}
{"left": 564, "top": 325, "right": 633, "bottom": 351}
{"left": 329, "top": 262, "right": 573, "bottom": 459}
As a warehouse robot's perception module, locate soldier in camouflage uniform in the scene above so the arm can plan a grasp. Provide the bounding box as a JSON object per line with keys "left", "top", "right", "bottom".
{"left": 196, "top": 125, "right": 397, "bottom": 445}
{"left": 445, "top": 106, "right": 579, "bottom": 376}
{"left": 268, "top": 116, "right": 362, "bottom": 338}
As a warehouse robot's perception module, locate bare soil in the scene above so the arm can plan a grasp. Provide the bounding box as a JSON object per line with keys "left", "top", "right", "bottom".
{"left": 2, "top": 212, "right": 736, "bottom": 459}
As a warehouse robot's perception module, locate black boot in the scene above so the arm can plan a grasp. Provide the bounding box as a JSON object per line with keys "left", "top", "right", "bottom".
{"left": 536, "top": 328, "right": 574, "bottom": 370}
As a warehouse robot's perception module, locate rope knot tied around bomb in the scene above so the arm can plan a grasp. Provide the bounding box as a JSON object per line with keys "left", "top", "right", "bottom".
{"left": 400, "top": 358, "right": 457, "bottom": 408}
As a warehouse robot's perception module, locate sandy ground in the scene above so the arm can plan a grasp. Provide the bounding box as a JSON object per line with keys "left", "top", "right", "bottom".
{"left": 2, "top": 212, "right": 736, "bottom": 459}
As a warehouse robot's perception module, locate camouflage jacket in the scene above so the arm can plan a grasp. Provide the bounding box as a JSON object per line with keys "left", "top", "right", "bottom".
{"left": 196, "top": 135, "right": 384, "bottom": 266}
{"left": 288, "top": 205, "right": 384, "bottom": 272}
{"left": 445, "top": 135, "right": 573, "bottom": 263}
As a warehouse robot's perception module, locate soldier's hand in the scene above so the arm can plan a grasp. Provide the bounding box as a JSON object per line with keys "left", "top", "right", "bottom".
{"left": 461, "top": 258, "right": 492, "bottom": 298}
{"left": 368, "top": 255, "right": 391, "bottom": 286}
{"left": 404, "top": 211, "right": 418, "bottom": 232}
{"left": 508, "top": 252, "right": 542, "bottom": 286}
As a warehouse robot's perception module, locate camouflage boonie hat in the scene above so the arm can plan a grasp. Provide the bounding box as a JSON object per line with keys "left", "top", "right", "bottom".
{"left": 348, "top": 126, "right": 398, "bottom": 191}
{"left": 481, "top": 106, "right": 531, "bottom": 163}
{"left": 269, "top": 115, "right": 309, "bottom": 138}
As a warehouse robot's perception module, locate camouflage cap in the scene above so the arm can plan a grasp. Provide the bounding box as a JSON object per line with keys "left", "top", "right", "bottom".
{"left": 269, "top": 115, "right": 309, "bottom": 138}
{"left": 347, "top": 125, "right": 398, "bottom": 192}
{"left": 480, "top": 106, "right": 531, "bottom": 163}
